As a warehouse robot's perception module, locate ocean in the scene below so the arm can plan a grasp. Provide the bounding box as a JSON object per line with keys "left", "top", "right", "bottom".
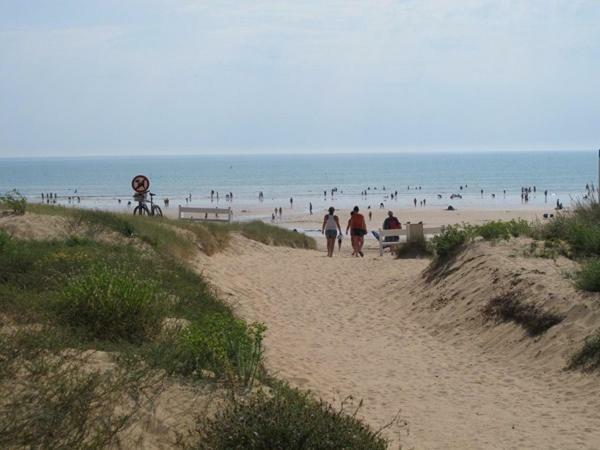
{"left": 0, "top": 151, "right": 596, "bottom": 214}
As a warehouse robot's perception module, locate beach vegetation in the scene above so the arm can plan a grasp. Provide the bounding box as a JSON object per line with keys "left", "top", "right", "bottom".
{"left": 0, "top": 230, "right": 258, "bottom": 383}
{"left": 568, "top": 330, "right": 600, "bottom": 372}
{"left": 538, "top": 196, "right": 600, "bottom": 258}
{"left": 27, "top": 204, "right": 313, "bottom": 254}
{"left": 0, "top": 189, "right": 27, "bottom": 215}
{"left": 430, "top": 225, "right": 470, "bottom": 260}
{"left": 475, "top": 219, "right": 533, "bottom": 241}
{"left": 191, "top": 383, "right": 389, "bottom": 450}
{"left": 482, "top": 291, "right": 563, "bottom": 337}
{"left": 575, "top": 259, "right": 600, "bottom": 292}
{"left": 53, "top": 264, "right": 165, "bottom": 343}
{"left": 147, "top": 316, "right": 265, "bottom": 387}
{"left": 0, "top": 328, "right": 157, "bottom": 449}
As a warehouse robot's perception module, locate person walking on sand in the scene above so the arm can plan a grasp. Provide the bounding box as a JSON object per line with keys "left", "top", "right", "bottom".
{"left": 322, "top": 207, "right": 342, "bottom": 257}
{"left": 309, "top": 202, "right": 313, "bottom": 215}
{"left": 346, "top": 211, "right": 357, "bottom": 256}
{"left": 347, "top": 206, "right": 367, "bottom": 257}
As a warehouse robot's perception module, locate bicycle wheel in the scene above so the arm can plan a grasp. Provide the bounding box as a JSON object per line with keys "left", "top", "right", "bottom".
{"left": 151, "top": 205, "right": 163, "bottom": 217}
{"left": 133, "top": 204, "right": 150, "bottom": 215}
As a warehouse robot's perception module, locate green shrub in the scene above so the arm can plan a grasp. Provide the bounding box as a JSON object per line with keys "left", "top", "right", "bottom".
{"left": 575, "top": 259, "right": 600, "bottom": 292}
{"left": 540, "top": 197, "right": 600, "bottom": 257}
{"left": 54, "top": 265, "right": 165, "bottom": 342}
{"left": 192, "top": 384, "right": 388, "bottom": 449}
{"left": 482, "top": 292, "right": 563, "bottom": 336}
{"left": 0, "top": 229, "right": 10, "bottom": 250}
{"left": 568, "top": 331, "right": 600, "bottom": 372}
{"left": 0, "top": 189, "right": 27, "bottom": 215}
{"left": 159, "top": 315, "right": 265, "bottom": 387}
{"left": 477, "top": 219, "right": 532, "bottom": 241}
{"left": 431, "top": 225, "right": 470, "bottom": 259}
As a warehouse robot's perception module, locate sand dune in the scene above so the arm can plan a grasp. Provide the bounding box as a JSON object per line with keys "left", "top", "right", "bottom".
{"left": 196, "top": 235, "right": 600, "bottom": 449}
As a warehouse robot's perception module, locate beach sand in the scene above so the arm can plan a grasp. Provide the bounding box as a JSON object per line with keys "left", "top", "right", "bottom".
{"left": 195, "top": 235, "right": 600, "bottom": 449}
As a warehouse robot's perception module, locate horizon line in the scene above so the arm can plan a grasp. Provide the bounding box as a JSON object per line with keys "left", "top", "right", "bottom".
{"left": 0, "top": 147, "right": 598, "bottom": 159}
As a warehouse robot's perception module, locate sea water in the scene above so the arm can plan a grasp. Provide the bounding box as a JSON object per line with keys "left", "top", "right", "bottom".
{"left": 0, "top": 151, "right": 596, "bottom": 214}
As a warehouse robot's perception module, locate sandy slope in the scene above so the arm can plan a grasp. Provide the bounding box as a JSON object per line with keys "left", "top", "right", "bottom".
{"left": 196, "top": 236, "right": 600, "bottom": 450}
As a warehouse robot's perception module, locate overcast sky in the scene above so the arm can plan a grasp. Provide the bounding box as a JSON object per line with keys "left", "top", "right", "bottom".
{"left": 0, "top": 0, "right": 599, "bottom": 157}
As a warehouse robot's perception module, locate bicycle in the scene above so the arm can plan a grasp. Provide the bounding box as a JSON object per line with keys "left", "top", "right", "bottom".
{"left": 133, "top": 192, "right": 163, "bottom": 216}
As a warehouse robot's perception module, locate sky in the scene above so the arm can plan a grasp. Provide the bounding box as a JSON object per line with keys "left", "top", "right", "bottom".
{"left": 0, "top": 0, "right": 599, "bottom": 157}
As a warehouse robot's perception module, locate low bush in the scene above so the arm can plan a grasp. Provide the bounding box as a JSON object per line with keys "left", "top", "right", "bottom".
{"left": 395, "top": 238, "right": 433, "bottom": 259}
{"left": 0, "top": 189, "right": 27, "bottom": 215}
{"left": 54, "top": 265, "right": 165, "bottom": 343}
{"left": 482, "top": 292, "right": 563, "bottom": 336}
{"left": 0, "top": 329, "right": 160, "bottom": 449}
{"left": 568, "top": 331, "right": 600, "bottom": 372}
{"left": 191, "top": 383, "right": 388, "bottom": 449}
{"left": 153, "top": 315, "right": 265, "bottom": 387}
{"left": 539, "top": 196, "right": 600, "bottom": 257}
{"left": 431, "top": 225, "right": 470, "bottom": 260}
{"left": 476, "top": 219, "right": 532, "bottom": 241}
{"left": 575, "top": 259, "right": 600, "bottom": 292}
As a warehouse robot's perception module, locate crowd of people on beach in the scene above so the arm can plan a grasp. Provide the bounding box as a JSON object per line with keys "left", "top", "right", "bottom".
{"left": 37, "top": 181, "right": 597, "bottom": 222}
{"left": 40, "top": 192, "right": 80, "bottom": 205}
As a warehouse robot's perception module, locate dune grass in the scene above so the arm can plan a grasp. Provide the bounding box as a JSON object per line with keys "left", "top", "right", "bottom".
{"left": 482, "top": 292, "right": 563, "bottom": 337}
{"left": 575, "top": 259, "right": 600, "bottom": 292}
{"left": 539, "top": 196, "right": 600, "bottom": 258}
{"left": 27, "top": 204, "right": 315, "bottom": 254}
{"left": 568, "top": 331, "right": 600, "bottom": 372}
{"left": 0, "top": 328, "right": 156, "bottom": 449}
{"left": 192, "top": 382, "right": 389, "bottom": 450}
{"left": 430, "top": 219, "right": 534, "bottom": 263}
{"left": 0, "top": 229, "right": 260, "bottom": 386}
{"left": 0, "top": 190, "right": 27, "bottom": 215}
{"left": 28, "top": 204, "right": 229, "bottom": 258}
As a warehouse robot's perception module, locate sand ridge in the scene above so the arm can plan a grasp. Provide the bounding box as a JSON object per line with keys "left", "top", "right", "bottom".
{"left": 195, "top": 235, "right": 600, "bottom": 449}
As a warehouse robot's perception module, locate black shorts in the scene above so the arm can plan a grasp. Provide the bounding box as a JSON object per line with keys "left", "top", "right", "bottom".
{"left": 351, "top": 228, "right": 366, "bottom": 237}
{"left": 325, "top": 229, "right": 337, "bottom": 238}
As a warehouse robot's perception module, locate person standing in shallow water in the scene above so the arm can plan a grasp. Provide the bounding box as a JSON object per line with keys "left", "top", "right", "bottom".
{"left": 322, "top": 207, "right": 342, "bottom": 257}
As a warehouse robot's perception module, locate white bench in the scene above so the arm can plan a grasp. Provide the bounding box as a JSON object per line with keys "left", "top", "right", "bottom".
{"left": 178, "top": 206, "right": 233, "bottom": 223}
{"left": 377, "top": 223, "right": 442, "bottom": 256}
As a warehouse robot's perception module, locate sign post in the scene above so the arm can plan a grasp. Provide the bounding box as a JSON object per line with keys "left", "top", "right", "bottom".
{"left": 131, "top": 175, "right": 150, "bottom": 194}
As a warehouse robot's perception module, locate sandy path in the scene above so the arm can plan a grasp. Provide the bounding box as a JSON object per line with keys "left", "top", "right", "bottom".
{"left": 195, "top": 237, "right": 600, "bottom": 449}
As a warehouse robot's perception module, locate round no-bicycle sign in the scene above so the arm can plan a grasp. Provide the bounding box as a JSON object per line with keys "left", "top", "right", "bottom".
{"left": 131, "top": 175, "right": 150, "bottom": 193}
